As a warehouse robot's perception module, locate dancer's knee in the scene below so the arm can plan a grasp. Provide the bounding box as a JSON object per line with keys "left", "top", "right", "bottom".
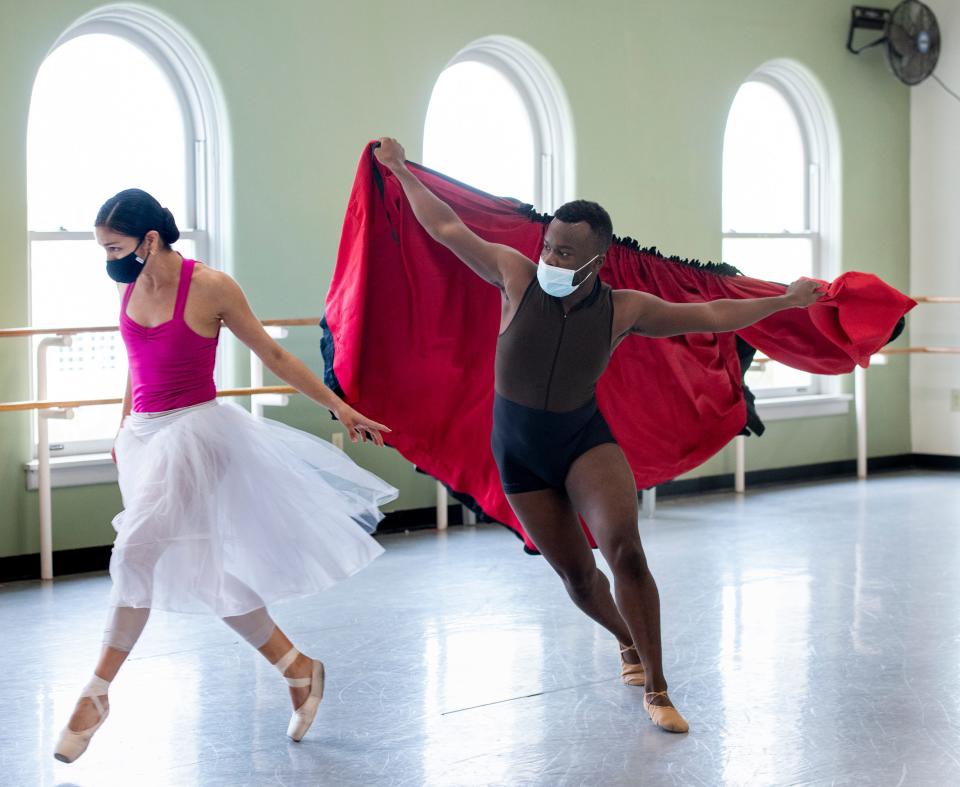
{"left": 222, "top": 606, "right": 276, "bottom": 649}
{"left": 605, "top": 537, "right": 648, "bottom": 579}
{"left": 559, "top": 564, "right": 600, "bottom": 602}
{"left": 102, "top": 606, "right": 150, "bottom": 652}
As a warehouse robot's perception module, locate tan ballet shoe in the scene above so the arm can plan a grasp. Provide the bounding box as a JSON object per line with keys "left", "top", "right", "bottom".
{"left": 619, "top": 643, "right": 646, "bottom": 686}
{"left": 643, "top": 690, "right": 689, "bottom": 733}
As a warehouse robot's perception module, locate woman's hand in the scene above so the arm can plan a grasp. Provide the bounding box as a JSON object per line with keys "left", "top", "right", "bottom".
{"left": 334, "top": 404, "right": 391, "bottom": 447}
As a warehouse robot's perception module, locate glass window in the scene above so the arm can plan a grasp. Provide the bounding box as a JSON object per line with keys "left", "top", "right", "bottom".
{"left": 722, "top": 79, "right": 817, "bottom": 395}
{"left": 424, "top": 60, "right": 536, "bottom": 206}
{"left": 722, "top": 82, "right": 807, "bottom": 236}
{"left": 423, "top": 37, "right": 575, "bottom": 213}
{"left": 27, "top": 32, "right": 203, "bottom": 450}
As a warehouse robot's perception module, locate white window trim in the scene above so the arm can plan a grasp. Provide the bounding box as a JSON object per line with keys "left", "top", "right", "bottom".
{"left": 725, "top": 58, "right": 843, "bottom": 405}
{"left": 27, "top": 4, "right": 233, "bottom": 461}
{"left": 756, "top": 393, "right": 852, "bottom": 421}
{"left": 439, "top": 35, "right": 576, "bottom": 212}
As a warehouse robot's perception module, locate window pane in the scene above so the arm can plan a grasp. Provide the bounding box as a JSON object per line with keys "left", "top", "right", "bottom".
{"left": 27, "top": 34, "right": 189, "bottom": 232}
{"left": 745, "top": 356, "right": 814, "bottom": 394}
{"left": 722, "top": 236, "right": 813, "bottom": 284}
{"left": 723, "top": 237, "right": 814, "bottom": 392}
{"left": 423, "top": 60, "right": 536, "bottom": 205}
{"left": 722, "top": 81, "right": 806, "bottom": 233}
{"left": 31, "top": 239, "right": 126, "bottom": 443}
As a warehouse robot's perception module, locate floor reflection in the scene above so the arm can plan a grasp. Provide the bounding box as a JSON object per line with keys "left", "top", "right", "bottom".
{"left": 4, "top": 470, "right": 959, "bottom": 786}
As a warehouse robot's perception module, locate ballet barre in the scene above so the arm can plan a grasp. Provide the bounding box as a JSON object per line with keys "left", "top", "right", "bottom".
{"left": 0, "top": 385, "right": 297, "bottom": 412}
{"left": 645, "top": 295, "right": 960, "bottom": 516}
{"left": 0, "top": 317, "right": 323, "bottom": 339}
{"left": 733, "top": 297, "right": 960, "bottom": 489}
{"left": 854, "top": 294, "right": 959, "bottom": 479}
{"left": 728, "top": 346, "right": 960, "bottom": 496}
{"left": 0, "top": 318, "right": 316, "bottom": 581}
{"left": 2, "top": 316, "right": 465, "bottom": 579}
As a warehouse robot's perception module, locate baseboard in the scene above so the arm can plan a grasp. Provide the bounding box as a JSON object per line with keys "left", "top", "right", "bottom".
{"left": 377, "top": 504, "right": 469, "bottom": 532}
{"left": 0, "top": 545, "right": 114, "bottom": 584}
{"left": 2, "top": 456, "right": 957, "bottom": 583}
{"left": 654, "top": 454, "right": 904, "bottom": 497}
{"left": 910, "top": 453, "right": 960, "bottom": 471}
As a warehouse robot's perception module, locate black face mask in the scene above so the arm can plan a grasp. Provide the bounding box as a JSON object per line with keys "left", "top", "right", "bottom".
{"left": 106, "top": 237, "right": 147, "bottom": 283}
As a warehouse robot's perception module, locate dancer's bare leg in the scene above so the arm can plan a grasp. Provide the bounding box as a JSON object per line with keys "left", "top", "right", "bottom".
{"left": 505, "top": 487, "right": 640, "bottom": 666}
{"left": 565, "top": 443, "right": 686, "bottom": 729}
{"left": 566, "top": 445, "right": 666, "bottom": 691}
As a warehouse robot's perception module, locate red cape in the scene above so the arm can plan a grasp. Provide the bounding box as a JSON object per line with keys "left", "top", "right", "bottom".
{"left": 322, "top": 144, "right": 915, "bottom": 553}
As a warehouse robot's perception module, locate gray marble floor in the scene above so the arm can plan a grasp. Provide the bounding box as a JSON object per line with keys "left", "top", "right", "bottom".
{"left": 3, "top": 470, "right": 959, "bottom": 786}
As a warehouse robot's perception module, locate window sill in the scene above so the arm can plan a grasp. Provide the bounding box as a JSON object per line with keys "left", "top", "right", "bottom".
{"left": 24, "top": 453, "right": 117, "bottom": 490}
{"left": 754, "top": 393, "right": 852, "bottom": 421}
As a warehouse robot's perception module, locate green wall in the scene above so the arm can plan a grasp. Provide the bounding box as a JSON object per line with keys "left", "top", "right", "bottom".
{"left": 0, "top": 0, "right": 911, "bottom": 558}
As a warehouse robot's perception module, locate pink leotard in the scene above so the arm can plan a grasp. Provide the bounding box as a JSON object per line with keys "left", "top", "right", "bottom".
{"left": 120, "top": 259, "right": 218, "bottom": 413}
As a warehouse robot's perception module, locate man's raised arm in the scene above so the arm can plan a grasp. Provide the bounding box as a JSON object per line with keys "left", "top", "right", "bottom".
{"left": 374, "top": 137, "right": 526, "bottom": 289}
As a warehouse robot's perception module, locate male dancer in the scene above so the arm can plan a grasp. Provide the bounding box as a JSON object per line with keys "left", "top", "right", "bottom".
{"left": 375, "top": 137, "right": 822, "bottom": 732}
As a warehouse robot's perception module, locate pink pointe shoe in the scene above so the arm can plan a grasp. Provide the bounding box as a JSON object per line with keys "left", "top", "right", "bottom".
{"left": 274, "top": 647, "right": 325, "bottom": 741}
{"left": 54, "top": 675, "right": 111, "bottom": 763}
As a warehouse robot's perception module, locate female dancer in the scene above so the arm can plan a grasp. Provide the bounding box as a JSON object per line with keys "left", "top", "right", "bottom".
{"left": 55, "top": 189, "right": 398, "bottom": 762}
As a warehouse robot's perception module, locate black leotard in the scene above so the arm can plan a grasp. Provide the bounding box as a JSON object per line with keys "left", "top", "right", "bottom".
{"left": 491, "top": 277, "right": 618, "bottom": 494}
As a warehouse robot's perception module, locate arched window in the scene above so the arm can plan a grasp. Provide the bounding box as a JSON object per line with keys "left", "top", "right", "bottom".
{"left": 27, "top": 5, "right": 228, "bottom": 455}
{"left": 722, "top": 60, "right": 840, "bottom": 396}
{"left": 423, "top": 35, "right": 575, "bottom": 213}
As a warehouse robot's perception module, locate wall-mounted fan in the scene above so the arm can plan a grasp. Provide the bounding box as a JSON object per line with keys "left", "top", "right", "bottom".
{"left": 846, "top": 1, "right": 941, "bottom": 85}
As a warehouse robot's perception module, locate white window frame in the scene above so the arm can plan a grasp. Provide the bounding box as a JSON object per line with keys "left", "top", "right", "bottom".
{"left": 26, "top": 3, "right": 231, "bottom": 470}
{"left": 723, "top": 59, "right": 844, "bottom": 407}
{"left": 429, "top": 35, "right": 576, "bottom": 213}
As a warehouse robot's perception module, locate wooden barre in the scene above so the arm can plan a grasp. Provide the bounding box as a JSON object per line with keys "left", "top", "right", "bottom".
{"left": 4, "top": 350, "right": 956, "bottom": 412}
{"left": 747, "top": 346, "right": 960, "bottom": 370}
{"left": 750, "top": 347, "right": 960, "bottom": 365}
{"left": 0, "top": 386, "right": 297, "bottom": 413}
{"left": 877, "top": 347, "right": 960, "bottom": 355}
{"left": 0, "top": 317, "right": 322, "bottom": 339}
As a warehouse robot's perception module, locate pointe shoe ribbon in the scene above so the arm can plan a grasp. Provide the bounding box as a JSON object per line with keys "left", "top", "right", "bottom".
{"left": 643, "top": 690, "right": 689, "bottom": 734}
{"left": 619, "top": 643, "right": 646, "bottom": 686}
{"left": 275, "top": 647, "right": 325, "bottom": 742}
{"left": 54, "top": 675, "right": 111, "bottom": 763}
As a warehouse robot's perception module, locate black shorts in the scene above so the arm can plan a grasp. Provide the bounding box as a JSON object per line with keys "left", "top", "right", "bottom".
{"left": 491, "top": 393, "right": 617, "bottom": 495}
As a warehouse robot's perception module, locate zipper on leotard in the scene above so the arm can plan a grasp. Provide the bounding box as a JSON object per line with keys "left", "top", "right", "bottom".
{"left": 543, "top": 312, "right": 567, "bottom": 410}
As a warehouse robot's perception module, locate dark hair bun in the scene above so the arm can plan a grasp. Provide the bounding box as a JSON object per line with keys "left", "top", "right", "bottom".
{"left": 94, "top": 188, "right": 180, "bottom": 248}
{"left": 160, "top": 207, "right": 180, "bottom": 244}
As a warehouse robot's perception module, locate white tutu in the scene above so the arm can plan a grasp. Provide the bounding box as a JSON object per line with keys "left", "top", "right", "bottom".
{"left": 109, "top": 400, "right": 398, "bottom": 616}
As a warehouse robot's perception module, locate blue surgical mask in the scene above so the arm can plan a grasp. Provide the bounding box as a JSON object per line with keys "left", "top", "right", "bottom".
{"left": 106, "top": 237, "right": 146, "bottom": 283}
{"left": 537, "top": 254, "right": 598, "bottom": 298}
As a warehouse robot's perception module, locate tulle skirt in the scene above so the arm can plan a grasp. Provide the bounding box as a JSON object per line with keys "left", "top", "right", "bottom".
{"left": 108, "top": 399, "right": 398, "bottom": 616}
